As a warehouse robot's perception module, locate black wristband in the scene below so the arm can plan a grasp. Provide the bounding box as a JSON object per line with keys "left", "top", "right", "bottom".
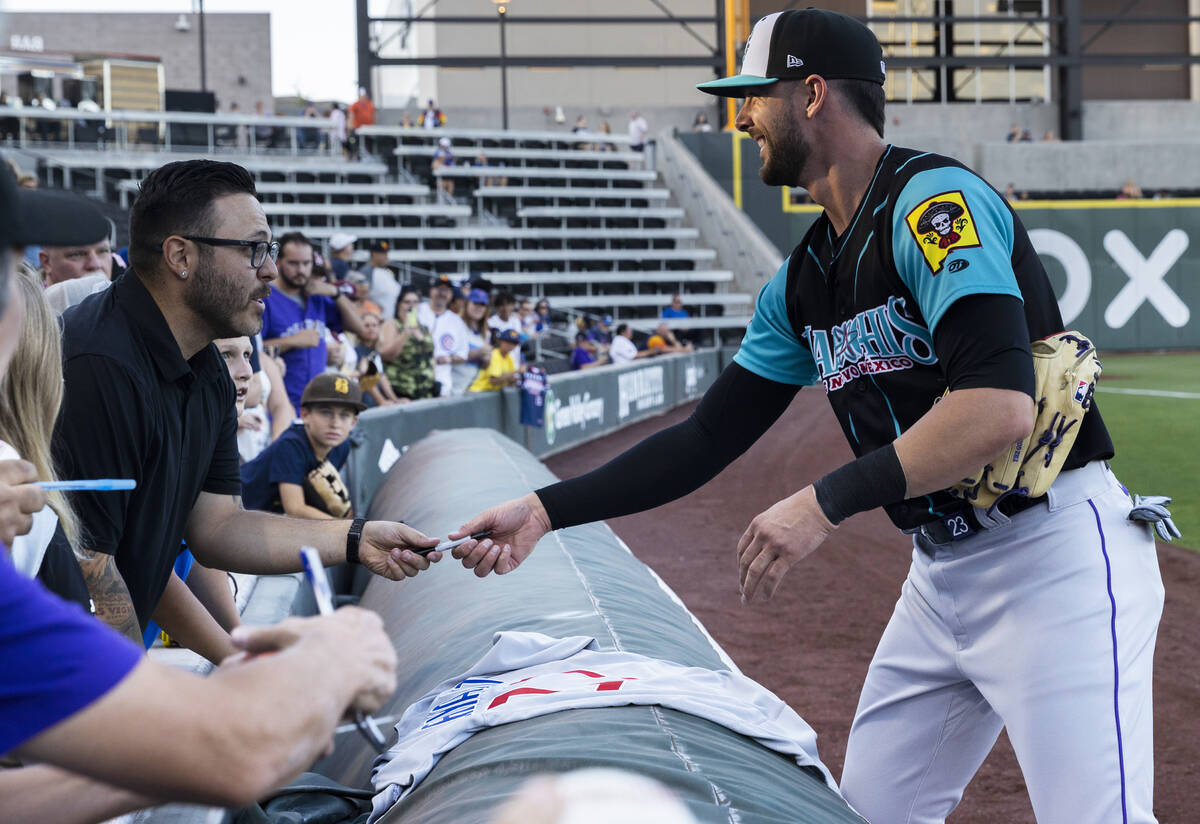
{"left": 813, "top": 444, "right": 907, "bottom": 525}
{"left": 345, "top": 517, "right": 367, "bottom": 564}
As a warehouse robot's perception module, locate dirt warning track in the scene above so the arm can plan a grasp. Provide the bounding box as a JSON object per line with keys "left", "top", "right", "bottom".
{"left": 546, "top": 391, "right": 1199, "bottom": 823}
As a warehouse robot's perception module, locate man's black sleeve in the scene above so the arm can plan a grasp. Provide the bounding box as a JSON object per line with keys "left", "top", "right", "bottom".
{"left": 933, "top": 293, "right": 1035, "bottom": 397}
{"left": 536, "top": 363, "right": 801, "bottom": 530}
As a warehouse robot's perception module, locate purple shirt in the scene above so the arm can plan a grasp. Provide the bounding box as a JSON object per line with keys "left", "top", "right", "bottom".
{"left": 571, "top": 346, "right": 596, "bottom": 370}
{"left": 0, "top": 549, "right": 141, "bottom": 754}
{"left": 262, "top": 288, "right": 344, "bottom": 408}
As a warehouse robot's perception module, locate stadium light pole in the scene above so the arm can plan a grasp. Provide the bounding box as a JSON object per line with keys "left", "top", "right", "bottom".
{"left": 493, "top": 0, "right": 510, "bottom": 130}
{"left": 197, "top": 0, "right": 208, "bottom": 94}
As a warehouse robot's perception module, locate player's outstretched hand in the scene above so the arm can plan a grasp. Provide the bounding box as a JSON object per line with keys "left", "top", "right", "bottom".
{"left": 737, "top": 485, "right": 836, "bottom": 603}
{"left": 360, "top": 520, "right": 441, "bottom": 581}
{"left": 447, "top": 492, "right": 551, "bottom": 578}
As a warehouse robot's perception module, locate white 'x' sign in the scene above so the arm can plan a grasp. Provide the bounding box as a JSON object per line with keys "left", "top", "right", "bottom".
{"left": 1102, "top": 229, "right": 1190, "bottom": 329}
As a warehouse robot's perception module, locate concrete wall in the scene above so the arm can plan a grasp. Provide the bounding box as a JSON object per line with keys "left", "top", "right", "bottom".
{"left": 887, "top": 100, "right": 1200, "bottom": 148}
{"left": 978, "top": 139, "right": 1200, "bottom": 192}
{"left": 0, "top": 12, "right": 272, "bottom": 113}
{"left": 380, "top": 0, "right": 721, "bottom": 132}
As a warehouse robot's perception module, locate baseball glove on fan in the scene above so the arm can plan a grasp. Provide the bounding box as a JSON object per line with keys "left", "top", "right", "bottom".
{"left": 949, "top": 331, "right": 1101, "bottom": 510}
{"left": 303, "top": 459, "right": 353, "bottom": 518}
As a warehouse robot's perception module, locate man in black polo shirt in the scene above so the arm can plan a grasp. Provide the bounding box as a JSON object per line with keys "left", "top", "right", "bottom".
{"left": 55, "top": 160, "right": 441, "bottom": 640}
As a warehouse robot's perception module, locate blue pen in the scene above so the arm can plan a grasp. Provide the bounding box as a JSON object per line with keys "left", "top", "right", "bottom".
{"left": 299, "top": 546, "right": 390, "bottom": 754}
{"left": 37, "top": 479, "right": 137, "bottom": 492}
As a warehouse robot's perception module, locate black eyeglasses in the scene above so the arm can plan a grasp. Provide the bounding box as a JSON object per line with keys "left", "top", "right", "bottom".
{"left": 178, "top": 236, "right": 280, "bottom": 268}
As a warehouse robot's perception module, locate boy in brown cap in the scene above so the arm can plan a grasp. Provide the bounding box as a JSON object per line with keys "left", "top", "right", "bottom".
{"left": 240, "top": 373, "right": 366, "bottom": 518}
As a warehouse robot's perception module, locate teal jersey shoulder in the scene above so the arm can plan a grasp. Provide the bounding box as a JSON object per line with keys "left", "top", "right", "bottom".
{"left": 732, "top": 258, "right": 819, "bottom": 386}
{"left": 891, "top": 165, "right": 1022, "bottom": 333}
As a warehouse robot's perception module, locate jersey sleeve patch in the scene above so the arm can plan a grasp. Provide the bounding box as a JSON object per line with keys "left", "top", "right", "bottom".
{"left": 732, "top": 258, "right": 819, "bottom": 387}
{"left": 892, "top": 166, "right": 1021, "bottom": 334}
{"left": 905, "top": 190, "right": 981, "bottom": 275}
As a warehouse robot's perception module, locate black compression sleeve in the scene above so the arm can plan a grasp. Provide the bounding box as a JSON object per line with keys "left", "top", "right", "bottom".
{"left": 813, "top": 443, "right": 907, "bottom": 525}
{"left": 536, "top": 362, "right": 800, "bottom": 530}
{"left": 933, "top": 293, "right": 1035, "bottom": 397}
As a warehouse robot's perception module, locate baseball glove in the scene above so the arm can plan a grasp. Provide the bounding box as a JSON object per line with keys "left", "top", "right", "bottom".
{"left": 949, "top": 331, "right": 1101, "bottom": 510}
{"left": 303, "top": 459, "right": 353, "bottom": 518}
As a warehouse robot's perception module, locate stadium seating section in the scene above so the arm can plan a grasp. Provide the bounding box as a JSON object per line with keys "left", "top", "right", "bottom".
{"left": 24, "top": 121, "right": 751, "bottom": 350}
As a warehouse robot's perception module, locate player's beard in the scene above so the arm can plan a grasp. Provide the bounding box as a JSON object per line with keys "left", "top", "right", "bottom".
{"left": 759, "top": 112, "right": 810, "bottom": 187}
{"left": 186, "top": 254, "right": 266, "bottom": 338}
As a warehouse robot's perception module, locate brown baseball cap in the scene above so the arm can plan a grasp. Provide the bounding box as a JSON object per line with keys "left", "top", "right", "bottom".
{"left": 300, "top": 372, "right": 367, "bottom": 411}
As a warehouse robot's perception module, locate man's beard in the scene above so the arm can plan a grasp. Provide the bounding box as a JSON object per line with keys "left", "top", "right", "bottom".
{"left": 759, "top": 114, "right": 809, "bottom": 187}
{"left": 278, "top": 267, "right": 308, "bottom": 291}
{"left": 186, "top": 258, "right": 263, "bottom": 339}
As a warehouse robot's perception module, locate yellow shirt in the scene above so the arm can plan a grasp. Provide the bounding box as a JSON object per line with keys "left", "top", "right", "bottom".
{"left": 467, "top": 348, "right": 517, "bottom": 392}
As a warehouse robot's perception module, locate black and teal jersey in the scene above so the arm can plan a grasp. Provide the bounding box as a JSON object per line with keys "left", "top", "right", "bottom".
{"left": 734, "top": 146, "right": 1113, "bottom": 530}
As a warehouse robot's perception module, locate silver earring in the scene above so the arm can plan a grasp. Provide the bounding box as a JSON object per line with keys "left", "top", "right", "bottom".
{"left": 181, "top": 270, "right": 187, "bottom": 277}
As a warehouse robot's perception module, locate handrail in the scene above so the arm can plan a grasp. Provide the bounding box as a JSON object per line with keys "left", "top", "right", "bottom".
{"left": 356, "top": 123, "right": 634, "bottom": 145}
{"left": 2, "top": 105, "right": 341, "bottom": 157}
{"left": 2, "top": 105, "right": 338, "bottom": 129}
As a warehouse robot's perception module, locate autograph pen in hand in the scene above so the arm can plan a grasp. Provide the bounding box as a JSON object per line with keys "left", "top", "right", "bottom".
{"left": 299, "top": 546, "right": 390, "bottom": 754}
{"left": 38, "top": 479, "right": 136, "bottom": 492}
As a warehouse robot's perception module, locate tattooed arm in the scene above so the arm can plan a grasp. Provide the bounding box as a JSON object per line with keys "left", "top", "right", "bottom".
{"left": 77, "top": 549, "right": 141, "bottom": 643}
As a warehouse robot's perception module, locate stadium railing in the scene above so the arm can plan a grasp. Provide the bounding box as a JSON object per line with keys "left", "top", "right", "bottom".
{"left": 1, "top": 105, "right": 342, "bottom": 156}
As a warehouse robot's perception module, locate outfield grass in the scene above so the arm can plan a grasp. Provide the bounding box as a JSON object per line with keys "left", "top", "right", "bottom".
{"left": 1095, "top": 352, "right": 1200, "bottom": 550}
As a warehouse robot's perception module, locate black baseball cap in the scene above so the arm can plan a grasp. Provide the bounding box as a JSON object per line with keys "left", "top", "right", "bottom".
{"left": 697, "top": 9, "right": 886, "bottom": 98}
{"left": 301, "top": 372, "right": 367, "bottom": 412}
{"left": 0, "top": 162, "right": 110, "bottom": 248}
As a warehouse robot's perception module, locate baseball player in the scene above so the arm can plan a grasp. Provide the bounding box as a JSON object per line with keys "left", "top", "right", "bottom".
{"left": 446, "top": 10, "right": 1164, "bottom": 824}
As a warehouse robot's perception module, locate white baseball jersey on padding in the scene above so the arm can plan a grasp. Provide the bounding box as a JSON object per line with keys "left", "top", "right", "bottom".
{"left": 369, "top": 631, "right": 839, "bottom": 821}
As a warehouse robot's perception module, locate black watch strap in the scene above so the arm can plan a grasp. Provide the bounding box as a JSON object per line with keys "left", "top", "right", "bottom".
{"left": 346, "top": 518, "right": 367, "bottom": 564}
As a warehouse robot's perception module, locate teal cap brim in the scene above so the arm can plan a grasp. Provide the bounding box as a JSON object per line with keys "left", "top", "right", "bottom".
{"left": 695, "top": 74, "right": 778, "bottom": 97}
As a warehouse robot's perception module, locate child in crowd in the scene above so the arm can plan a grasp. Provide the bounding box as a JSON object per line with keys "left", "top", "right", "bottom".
{"left": 215, "top": 336, "right": 255, "bottom": 421}
{"left": 353, "top": 310, "right": 403, "bottom": 407}
{"left": 240, "top": 373, "right": 365, "bottom": 518}
{"left": 468, "top": 328, "right": 524, "bottom": 391}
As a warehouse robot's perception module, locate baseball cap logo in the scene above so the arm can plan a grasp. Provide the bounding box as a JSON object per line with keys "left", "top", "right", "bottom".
{"left": 787, "top": 54, "right": 804, "bottom": 69}
{"left": 335, "top": 377, "right": 349, "bottom": 394}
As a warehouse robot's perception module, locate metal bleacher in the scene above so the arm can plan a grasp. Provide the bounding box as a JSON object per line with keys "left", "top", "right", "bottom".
{"left": 21, "top": 108, "right": 752, "bottom": 346}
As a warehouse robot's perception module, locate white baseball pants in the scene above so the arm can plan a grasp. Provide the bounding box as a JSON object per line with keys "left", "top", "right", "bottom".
{"left": 841, "top": 461, "right": 1163, "bottom": 824}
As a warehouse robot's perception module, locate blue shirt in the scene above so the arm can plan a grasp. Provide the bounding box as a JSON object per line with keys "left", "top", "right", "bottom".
{"left": 661, "top": 307, "right": 689, "bottom": 319}
{"left": 571, "top": 346, "right": 596, "bottom": 369}
{"left": 240, "top": 422, "right": 351, "bottom": 513}
{"left": 261, "top": 289, "right": 344, "bottom": 409}
{"left": 0, "top": 548, "right": 141, "bottom": 754}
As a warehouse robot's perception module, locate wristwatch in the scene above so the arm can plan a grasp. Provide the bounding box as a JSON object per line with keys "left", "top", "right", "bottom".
{"left": 346, "top": 517, "right": 367, "bottom": 564}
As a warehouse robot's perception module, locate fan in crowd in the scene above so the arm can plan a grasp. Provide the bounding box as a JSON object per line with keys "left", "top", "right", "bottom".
{"left": 241, "top": 373, "right": 364, "bottom": 519}
{"left": 456, "top": 287, "right": 494, "bottom": 394}
{"left": 378, "top": 286, "right": 439, "bottom": 400}
{"left": 261, "top": 231, "right": 366, "bottom": 411}
{"left": 353, "top": 309, "right": 404, "bottom": 407}
{"left": 467, "top": 328, "right": 525, "bottom": 392}
{"left": 417, "top": 276, "right": 470, "bottom": 397}
{"left": 0, "top": 161, "right": 417, "bottom": 822}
